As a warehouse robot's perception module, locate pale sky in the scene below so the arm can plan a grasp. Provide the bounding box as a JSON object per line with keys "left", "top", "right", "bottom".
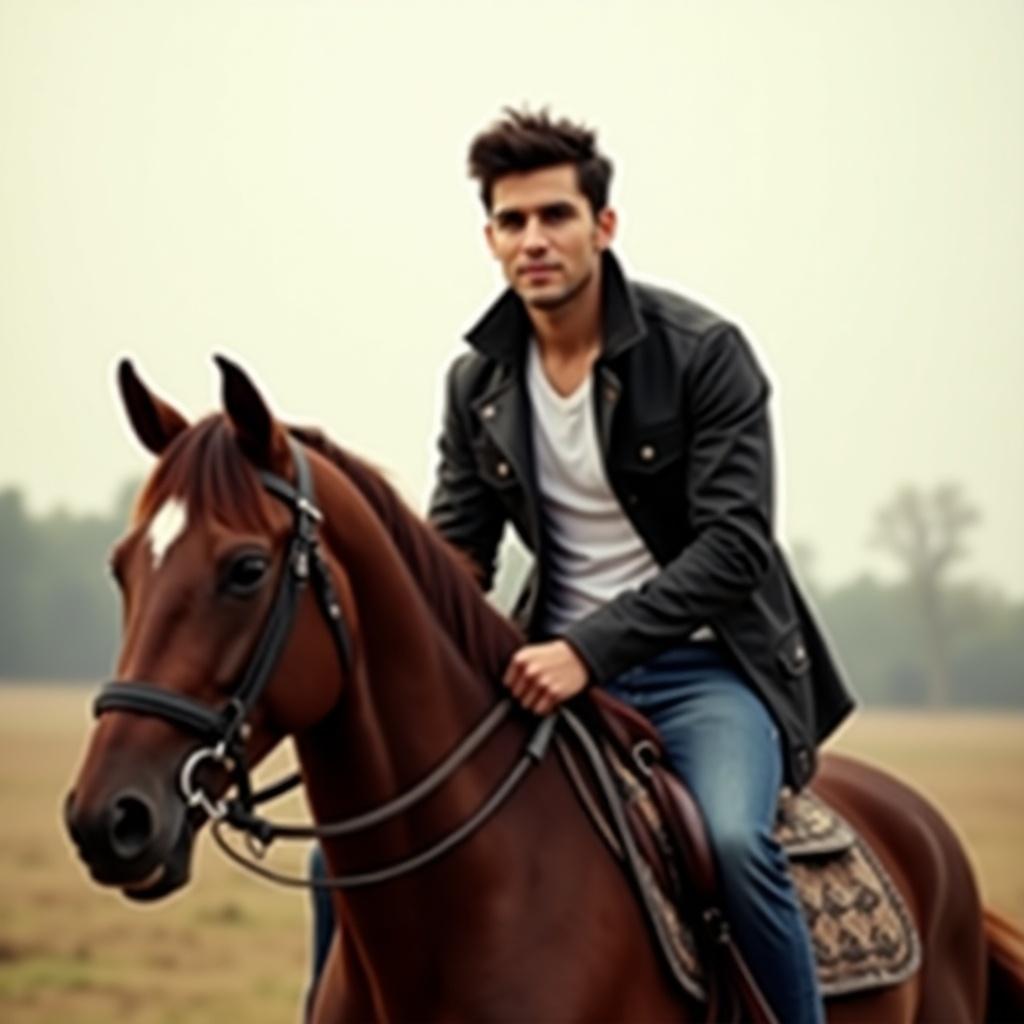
{"left": 1, "top": 0, "right": 1022, "bottom": 597}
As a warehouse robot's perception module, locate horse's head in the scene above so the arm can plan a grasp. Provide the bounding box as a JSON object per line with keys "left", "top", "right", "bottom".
{"left": 63, "top": 357, "right": 352, "bottom": 900}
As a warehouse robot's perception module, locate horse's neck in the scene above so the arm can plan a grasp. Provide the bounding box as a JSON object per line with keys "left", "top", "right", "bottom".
{"left": 293, "top": 464, "right": 525, "bottom": 869}
{"left": 286, "top": 457, "right": 665, "bottom": 1017}
{"left": 291, "top": 427, "right": 521, "bottom": 681}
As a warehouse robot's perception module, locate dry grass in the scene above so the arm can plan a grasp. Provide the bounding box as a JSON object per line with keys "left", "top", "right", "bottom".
{"left": 0, "top": 685, "right": 310, "bottom": 1023}
{"left": 1, "top": 685, "right": 1022, "bottom": 1022}
{"left": 829, "top": 710, "right": 1024, "bottom": 920}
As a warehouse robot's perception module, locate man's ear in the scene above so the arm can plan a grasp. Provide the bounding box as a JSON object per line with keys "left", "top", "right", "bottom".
{"left": 595, "top": 207, "right": 617, "bottom": 251}
{"left": 117, "top": 359, "right": 189, "bottom": 456}
{"left": 214, "top": 355, "right": 289, "bottom": 470}
{"left": 484, "top": 220, "right": 499, "bottom": 258}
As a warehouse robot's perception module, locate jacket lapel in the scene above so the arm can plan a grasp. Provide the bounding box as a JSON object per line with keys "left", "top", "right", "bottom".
{"left": 594, "top": 364, "right": 622, "bottom": 453}
{"left": 470, "top": 368, "right": 541, "bottom": 548}
{"left": 471, "top": 371, "right": 533, "bottom": 490}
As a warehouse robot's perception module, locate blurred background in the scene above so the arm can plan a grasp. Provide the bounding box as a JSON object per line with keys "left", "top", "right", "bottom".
{"left": 1, "top": 1, "right": 1021, "bottom": 1020}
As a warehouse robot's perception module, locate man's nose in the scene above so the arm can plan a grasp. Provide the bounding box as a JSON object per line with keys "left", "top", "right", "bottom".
{"left": 522, "top": 216, "right": 549, "bottom": 254}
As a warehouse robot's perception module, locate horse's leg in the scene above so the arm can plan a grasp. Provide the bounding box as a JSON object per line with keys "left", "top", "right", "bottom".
{"left": 814, "top": 752, "right": 987, "bottom": 1023}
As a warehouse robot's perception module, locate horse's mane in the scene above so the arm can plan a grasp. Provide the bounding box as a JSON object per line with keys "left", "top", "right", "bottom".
{"left": 291, "top": 426, "right": 523, "bottom": 682}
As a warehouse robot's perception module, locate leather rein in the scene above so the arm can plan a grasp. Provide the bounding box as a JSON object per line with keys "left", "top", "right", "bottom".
{"left": 93, "top": 438, "right": 555, "bottom": 889}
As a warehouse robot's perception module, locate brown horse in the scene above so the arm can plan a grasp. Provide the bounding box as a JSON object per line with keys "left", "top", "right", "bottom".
{"left": 64, "top": 358, "right": 1024, "bottom": 1022}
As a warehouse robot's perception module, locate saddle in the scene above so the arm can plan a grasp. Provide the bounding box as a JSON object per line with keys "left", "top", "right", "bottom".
{"left": 558, "top": 691, "right": 921, "bottom": 1023}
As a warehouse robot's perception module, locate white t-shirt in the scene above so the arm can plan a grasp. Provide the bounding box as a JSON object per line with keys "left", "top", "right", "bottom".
{"left": 527, "top": 341, "right": 713, "bottom": 641}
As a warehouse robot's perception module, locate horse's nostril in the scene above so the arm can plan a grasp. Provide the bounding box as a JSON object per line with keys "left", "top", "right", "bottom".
{"left": 108, "top": 793, "right": 155, "bottom": 860}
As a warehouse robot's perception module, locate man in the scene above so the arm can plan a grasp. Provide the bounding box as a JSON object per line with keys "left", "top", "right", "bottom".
{"left": 424, "top": 108, "right": 854, "bottom": 1024}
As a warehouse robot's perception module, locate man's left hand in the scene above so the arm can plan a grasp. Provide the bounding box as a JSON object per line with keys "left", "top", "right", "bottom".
{"left": 503, "top": 640, "right": 589, "bottom": 716}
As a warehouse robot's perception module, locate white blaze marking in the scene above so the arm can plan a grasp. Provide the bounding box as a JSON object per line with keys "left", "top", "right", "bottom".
{"left": 147, "top": 498, "right": 188, "bottom": 569}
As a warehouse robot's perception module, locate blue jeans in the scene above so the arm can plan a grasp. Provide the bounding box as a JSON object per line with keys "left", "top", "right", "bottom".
{"left": 307, "top": 643, "right": 823, "bottom": 1023}
{"left": 606, "top": 641, "right": 824, "bottom": 1024}
{"left": 308, "top": 855, "right": 333, "bottom": 1000}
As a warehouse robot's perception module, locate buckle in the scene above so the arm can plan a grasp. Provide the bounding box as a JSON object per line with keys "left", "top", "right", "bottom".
{"left": 296, "top": 495, "right": 323, "bottom": 522}
{"left": 179, "top": 743, "right": 234, "bottom": 821}
{"left": 702, "top": 906, "right": 731, "bottom": 944}
{"left": 632, "top": 739, "right": 659, "bottom": 777}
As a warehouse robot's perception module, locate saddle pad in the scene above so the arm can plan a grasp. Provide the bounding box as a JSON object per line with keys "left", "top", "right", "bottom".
{"left": 611, "top": 757, "right": 922, "bottom": 1002}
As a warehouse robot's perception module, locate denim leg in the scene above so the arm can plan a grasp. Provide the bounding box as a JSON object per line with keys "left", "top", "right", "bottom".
{"left": 308, "top": 845, "right": 334, "bottom": 997}
{"left": 607, "top": 646, "right": 824, "bottom": 1024}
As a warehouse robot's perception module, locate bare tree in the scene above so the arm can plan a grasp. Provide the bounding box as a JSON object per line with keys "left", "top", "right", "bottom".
{"left": 871, "top": 483, "right": 980, "bottom": 706}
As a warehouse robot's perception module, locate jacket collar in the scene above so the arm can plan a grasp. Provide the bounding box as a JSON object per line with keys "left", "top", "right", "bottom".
{"left": 464, "top": 250, "right": 647, "bottom": 365}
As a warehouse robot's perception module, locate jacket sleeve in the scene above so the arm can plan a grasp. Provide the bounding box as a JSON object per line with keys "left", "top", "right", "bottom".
{"left": 562, "top": 325, "right": 775, "bottom": 682}
{"left": 426, "top": 355, "right": 508, "bottom": 590}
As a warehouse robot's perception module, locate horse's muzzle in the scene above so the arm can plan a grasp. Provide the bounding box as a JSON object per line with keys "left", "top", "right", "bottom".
{"left": 63, "top": 786, "right": 195, "bottom": 900}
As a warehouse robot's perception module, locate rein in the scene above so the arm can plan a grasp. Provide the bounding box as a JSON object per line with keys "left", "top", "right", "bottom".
{"left": 93, "top": 438, "right": 556, "bottom": 889}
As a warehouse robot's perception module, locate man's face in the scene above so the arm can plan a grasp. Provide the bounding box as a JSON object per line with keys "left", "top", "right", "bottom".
{"left": 485, "top": 164, "right": 616, "bottom": 312}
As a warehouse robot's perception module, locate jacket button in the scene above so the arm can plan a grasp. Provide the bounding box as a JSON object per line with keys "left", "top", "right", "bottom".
{"left": 481, "top": 404, "right": 497, "bottom": 420}
{"left": 496, "top": 461, "right": 511, "bottom": 478}
{"left": 795, "top": 748, "right": 811, "bottom": 772}
{"left": 795, "top": 643, "right": 807, "bottom": 662}
{"left": 639, "top": 444, "right": 656, "bottom": 462}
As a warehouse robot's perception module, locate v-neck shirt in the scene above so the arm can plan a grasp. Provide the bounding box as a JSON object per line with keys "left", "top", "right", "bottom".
{"left": 527, "top": 340, "right": 662, "bottom": 635}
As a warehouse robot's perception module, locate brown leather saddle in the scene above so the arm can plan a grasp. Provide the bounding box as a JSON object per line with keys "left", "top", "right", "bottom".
{"left": 555, "top": 691, "right": 920, "bottom": 1024}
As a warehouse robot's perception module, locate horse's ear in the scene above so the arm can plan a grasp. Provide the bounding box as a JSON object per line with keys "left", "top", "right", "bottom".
{"left": 117, "top": 359, "right": 189, "bottom": 456}
{"left": 214, "top": 354, "right": 289, "bottom": 469}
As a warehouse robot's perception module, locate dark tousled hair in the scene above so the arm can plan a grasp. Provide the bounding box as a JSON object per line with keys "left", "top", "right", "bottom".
{"left": 467, "top": 107, "right": 613, "bottom": 216}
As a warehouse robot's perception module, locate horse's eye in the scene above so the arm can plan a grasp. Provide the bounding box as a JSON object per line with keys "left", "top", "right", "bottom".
{"left": 224, "top": 554, "right": 270, "bottom": 596}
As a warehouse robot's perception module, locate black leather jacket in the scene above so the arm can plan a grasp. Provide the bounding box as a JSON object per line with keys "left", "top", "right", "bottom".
{"left": 428, "top": 251, "right": 854, "bottom": 789}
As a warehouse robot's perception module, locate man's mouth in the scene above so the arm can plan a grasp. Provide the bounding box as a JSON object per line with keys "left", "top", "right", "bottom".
{"left": 520, "top": 264, "right": 560, "bottom": 277}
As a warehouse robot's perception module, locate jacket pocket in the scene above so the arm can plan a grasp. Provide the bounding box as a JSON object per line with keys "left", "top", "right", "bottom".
{"left": 614, "top": 418, "right": 685, "bottom": 475}
{"left": 776, "top": 622, "right": 811, "bottom": 678}
{"left": 471, "top": 439, "right": 520, "bottom": 490}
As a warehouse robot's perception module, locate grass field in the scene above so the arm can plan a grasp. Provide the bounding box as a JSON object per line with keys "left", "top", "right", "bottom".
{"left": 1, "top": 685, "right": 1022, "bottom": 1023}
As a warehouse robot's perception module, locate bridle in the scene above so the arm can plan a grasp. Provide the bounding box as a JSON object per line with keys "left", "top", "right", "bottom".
{"left": 93, "top": 437, "right": 555, "bottom": 889}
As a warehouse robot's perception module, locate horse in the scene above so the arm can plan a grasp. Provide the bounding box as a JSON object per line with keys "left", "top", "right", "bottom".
{"left": 64, "top": 357, "right": 1024, "bottom": 1022}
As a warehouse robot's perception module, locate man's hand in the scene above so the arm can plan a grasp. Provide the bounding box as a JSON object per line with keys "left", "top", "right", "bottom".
{"left": 503, "top": 640, "right": 589, "bottom": 716}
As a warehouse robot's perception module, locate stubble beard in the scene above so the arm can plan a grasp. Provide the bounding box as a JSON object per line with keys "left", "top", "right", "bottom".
{"left": 521, "top": 265, "right": 594, "bottom": 313}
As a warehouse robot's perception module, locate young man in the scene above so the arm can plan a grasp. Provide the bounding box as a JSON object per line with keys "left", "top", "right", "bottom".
{"left": 425, "top": 108, "right": 854, "bottom": 1024}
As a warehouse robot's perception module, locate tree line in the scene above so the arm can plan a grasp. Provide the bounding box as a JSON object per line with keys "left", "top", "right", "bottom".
{"left": 0, "top": 480, "right": 1020, "bottom": 707}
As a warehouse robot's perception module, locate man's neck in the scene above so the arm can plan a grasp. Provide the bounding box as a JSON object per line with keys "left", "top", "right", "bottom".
{"left": 527, "top": 263, "right": 603, "bottom": 360}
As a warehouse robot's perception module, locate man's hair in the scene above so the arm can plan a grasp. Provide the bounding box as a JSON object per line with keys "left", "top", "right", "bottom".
{"left": 467, "top": 108, "right": 613, "bottom": 216}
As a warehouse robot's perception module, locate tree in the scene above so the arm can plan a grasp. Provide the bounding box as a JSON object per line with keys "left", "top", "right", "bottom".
{"left": 0, "top": 489, "right": 37, "bottom": 676}
{"left": 870, "top": 483, "right": 980, "bottom": 706}
{"left": 0, "top": 479, "right": 139, "bottom": 682}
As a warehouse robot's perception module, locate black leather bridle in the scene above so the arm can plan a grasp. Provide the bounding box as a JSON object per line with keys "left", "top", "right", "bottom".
{"left": 93, "top": 437, "right": 555, "bottom": 889}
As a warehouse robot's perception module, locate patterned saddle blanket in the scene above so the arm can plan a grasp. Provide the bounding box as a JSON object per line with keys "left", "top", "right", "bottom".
{"left": 605, "top": 744, "right": 922, "bottom": 1003}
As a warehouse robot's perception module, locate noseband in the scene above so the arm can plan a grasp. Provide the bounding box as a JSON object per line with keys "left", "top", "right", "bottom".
{"left": 93, "top": 437, "right": 555, "bottom": 889}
